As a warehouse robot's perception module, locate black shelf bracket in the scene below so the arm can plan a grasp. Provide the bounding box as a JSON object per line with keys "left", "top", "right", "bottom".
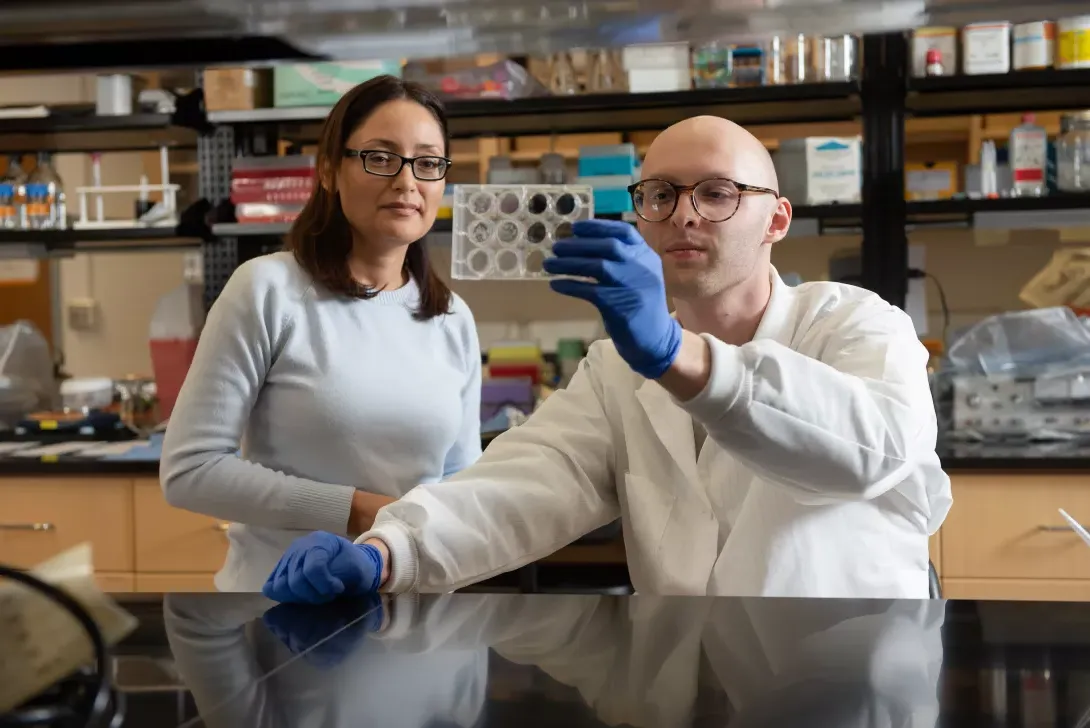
{"left": 859, "top": 32, "right": 909, "bottom": 309}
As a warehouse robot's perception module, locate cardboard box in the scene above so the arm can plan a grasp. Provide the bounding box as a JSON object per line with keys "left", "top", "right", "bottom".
{"left": 273, "top": 61, "right": 403, "bottom": 108}
{"left": 203, "top": 68, "right": 272, "bottom": 112}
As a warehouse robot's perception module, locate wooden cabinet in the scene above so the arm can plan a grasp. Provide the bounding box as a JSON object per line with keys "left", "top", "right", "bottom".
{"left": 937, "top": 472, "right": 1090, "bottom": 601}
{"left": 0, "top": 477, "right": 133, "bottom": 571}
{"left": 134, "top": 481, "right": 230, "bottom": 573}
{"left": 0, "top": 475, "right": 223, "bottom": 594}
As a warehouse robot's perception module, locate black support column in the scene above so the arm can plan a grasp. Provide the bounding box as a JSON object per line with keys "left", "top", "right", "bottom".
{"left": 859, "top": 32, "right": 909, "bottom": 308}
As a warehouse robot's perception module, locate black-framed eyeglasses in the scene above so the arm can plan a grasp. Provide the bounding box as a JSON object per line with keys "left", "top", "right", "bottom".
{"left": 344, "top": 149, "right": 452, "bottom": 181}
{"left": 627, "top": 178, "right": 779, "bottom": 223}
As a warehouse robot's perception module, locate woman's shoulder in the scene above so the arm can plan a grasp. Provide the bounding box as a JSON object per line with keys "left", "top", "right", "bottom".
{"left": 225, "top": 251, "right": 312, "bottom": 302}
{"left": 437, "top": 292, "right": 479, "bottom": 350}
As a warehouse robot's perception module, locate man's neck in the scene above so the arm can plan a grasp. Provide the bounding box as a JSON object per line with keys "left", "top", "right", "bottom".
{"left": 673, "top": 269, "right": 773, "bottom": 346}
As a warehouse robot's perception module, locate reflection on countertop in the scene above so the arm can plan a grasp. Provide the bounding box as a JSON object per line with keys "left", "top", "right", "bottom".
{"left": 14, "top": 593, "right": 1090, "bottom": 728}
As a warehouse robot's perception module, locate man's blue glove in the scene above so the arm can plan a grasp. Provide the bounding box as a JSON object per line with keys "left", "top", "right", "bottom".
{"left": 544, "top": 219, "right": 682, "bottom": 379}
{"left": 262, "top": 531, "right": 384, "bottom": 605}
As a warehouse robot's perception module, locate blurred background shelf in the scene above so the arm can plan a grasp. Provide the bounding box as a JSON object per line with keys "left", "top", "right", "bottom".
{"left": 0, "top": 226, "right": 200, "bottom": 254}
{"left": 210, "top": 83, "right": 860, "bottom": 138}
{"left": 908, "top": 69, "right": 1090, "bottom": 116}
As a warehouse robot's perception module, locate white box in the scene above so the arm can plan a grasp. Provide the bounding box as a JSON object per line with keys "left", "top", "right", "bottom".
{"left": 803, "top": 137, "right": 862, "bottom": 205}
{"left": 627, "top": 69, "right": 692, "bottom": 93}
{"left": 622, "top": 43, "right": 691, "bottom": 70}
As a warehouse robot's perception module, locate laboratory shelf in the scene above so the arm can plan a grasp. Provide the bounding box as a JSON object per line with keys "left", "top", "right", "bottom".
{"left": 0, "top": 226, "right": 201, "bottom": 255}
{"left": 907, "top": 195, "right": 1090, "bottom": 231}
{"left": 209, "top": 82, "right": 861, "bottom": 137}
{"left": 0, "top": 96, "right": 204, "bottom": 153}
{"left": 212, "top": 218, "right": 454, "bottom": 238}
{"left": 907, "top": 68, "right": 1090, "bottom": 116}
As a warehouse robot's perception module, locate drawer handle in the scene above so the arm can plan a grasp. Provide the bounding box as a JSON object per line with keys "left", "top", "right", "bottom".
{"left": 0, "top": 522, "right": 55, "bottom": 532}
{"left": 213, "top": 523, "right": 230, "bottom": 533}
{"left": 1039, "top": 525, "right": 1078, "bottom": 532}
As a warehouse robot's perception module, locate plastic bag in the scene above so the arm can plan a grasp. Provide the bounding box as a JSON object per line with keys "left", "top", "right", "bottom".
{"left": 946, "top": 307, "right": 1090, "bottom": 377}
{"left": 0, "top": 321, "right": 55, "bottom": 426}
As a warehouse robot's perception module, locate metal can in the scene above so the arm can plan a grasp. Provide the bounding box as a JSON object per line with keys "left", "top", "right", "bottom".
{"left": 1058, "top": 16, "right": 1090, "bottom": 69}
{"left": 1013, "top": 21, "right": 1055, "bottom": 70}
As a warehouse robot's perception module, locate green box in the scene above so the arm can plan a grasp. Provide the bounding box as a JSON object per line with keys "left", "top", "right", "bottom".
{"left": 273, "top": 61, "right": 403, "bottom": 108}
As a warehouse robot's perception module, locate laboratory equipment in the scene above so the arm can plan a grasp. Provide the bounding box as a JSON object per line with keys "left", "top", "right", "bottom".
{"left": 1057, "top": 111, "right": 1090, "bottom": 193}
{"left": 1009, "top": 114, "right": 1047, "bottom": 197}
{"left": 451, "top": 184, "right": 593, "bottom": 281}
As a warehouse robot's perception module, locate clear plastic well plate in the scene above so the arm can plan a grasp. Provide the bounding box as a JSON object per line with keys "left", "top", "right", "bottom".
{"left": 451, "top": 184, "right": 594, "bottom": 280}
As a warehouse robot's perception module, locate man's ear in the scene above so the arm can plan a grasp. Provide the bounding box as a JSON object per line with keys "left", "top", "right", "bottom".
{"left": 765, "top": 197, "right": 792, "bottom": 245}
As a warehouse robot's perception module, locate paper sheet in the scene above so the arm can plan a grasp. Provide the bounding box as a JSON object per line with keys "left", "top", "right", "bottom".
{"left": 0, "top": 543, "right": 138, "bottom": 713}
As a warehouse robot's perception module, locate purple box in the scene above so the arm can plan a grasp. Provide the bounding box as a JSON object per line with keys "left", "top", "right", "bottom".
{"left": 481, "top": 377, "right": 535, "bottom": 421}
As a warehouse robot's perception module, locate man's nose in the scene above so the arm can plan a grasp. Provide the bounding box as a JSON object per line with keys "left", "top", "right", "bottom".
{"left": 671, "top": 193, "right": 701, "bottom": 228}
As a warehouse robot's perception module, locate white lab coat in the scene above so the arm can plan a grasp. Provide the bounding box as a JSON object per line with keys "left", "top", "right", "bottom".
{"left": 361, "top": 271, "right": 952, "bottom": 598}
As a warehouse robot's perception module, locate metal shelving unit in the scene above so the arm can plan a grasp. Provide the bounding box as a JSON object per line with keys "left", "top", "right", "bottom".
{"left": 194, "top": 41, "right": 1090, "bottom": 311}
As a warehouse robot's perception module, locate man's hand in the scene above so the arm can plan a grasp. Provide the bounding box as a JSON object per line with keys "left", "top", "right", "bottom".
{"left": 262, "top": 532, "right": 384, "bottom": 604}
{"left": 544, "top": 219, "right": 682, "bottom": 380}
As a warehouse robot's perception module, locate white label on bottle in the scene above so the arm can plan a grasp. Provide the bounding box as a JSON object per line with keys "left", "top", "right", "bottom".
{"left": 1011, "top": 129, "right": 1048, "bottom": 185}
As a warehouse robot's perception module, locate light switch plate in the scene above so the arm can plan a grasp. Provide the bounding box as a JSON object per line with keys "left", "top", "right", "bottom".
{"left": 66, "top": 298, "right": 98, "bottom": 331}
{"left": 183, "top": 251, "right": 203, "bottom": 285}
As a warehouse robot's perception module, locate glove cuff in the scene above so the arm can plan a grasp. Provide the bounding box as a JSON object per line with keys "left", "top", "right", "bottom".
{"left": 636, "top": 318, "right": 683, "bottom": 380}
{"left": 357, "top": 543, "right": 384, "bottom": 593}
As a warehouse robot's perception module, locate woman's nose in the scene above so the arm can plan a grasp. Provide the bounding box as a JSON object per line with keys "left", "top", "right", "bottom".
{"left": 391, "top": 161, "right": 417, "bottom": 191}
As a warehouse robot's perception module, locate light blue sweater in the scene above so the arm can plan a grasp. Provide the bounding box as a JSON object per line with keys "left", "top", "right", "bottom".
{"left": 160, "top": 251, "right": 482, "bottom": 591}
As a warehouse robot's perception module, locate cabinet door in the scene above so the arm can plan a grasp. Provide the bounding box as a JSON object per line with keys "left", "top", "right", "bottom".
{"left": 133, "top": 480, "right": 230, "bottom": 573}
{"left": 0, "top": 477, "right": 133, "bottom": 571}
{"left": 135, "top": 573, "right": 218, "bottom": 593}
{"left": 944, "top": 578, "right": 1090, "bottom": 602}
{"left": 943, "top": 474, "right": 1090, "bottom": 580}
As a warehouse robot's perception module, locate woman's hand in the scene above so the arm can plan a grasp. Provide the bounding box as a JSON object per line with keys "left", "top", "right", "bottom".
{"left": 262, "top": 531, "right": 385, "bottom": 604}
{"left": 348, "top": 491, "right": 396, "bottom": 537}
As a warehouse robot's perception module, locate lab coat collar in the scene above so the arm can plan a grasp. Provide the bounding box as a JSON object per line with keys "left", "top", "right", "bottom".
{"left": 751, "top": 266, "right": 796, "bottom": 345}
{"left": 634, "top": 267, "right": 796, "bottom": 495}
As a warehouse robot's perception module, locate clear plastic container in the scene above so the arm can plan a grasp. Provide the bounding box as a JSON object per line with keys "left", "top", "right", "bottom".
{"left": 1057, "top": 111, "right": 1090, "bottom": 193}
{"left": 451, "top": 184, "right": 593, "bottom": 281}
{"left": 59, "top": 377, "right": 114, "bottom": 412}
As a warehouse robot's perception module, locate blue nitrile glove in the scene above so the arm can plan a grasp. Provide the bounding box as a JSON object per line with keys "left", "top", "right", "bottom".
{"left": 262, "top": 531, "right": 384, "bottom": 605}
{"left": 544, "top": 219, "right": 682, "bottom": 379}
{"left": 263, "top": 594, "right": 385, "bottom": 669}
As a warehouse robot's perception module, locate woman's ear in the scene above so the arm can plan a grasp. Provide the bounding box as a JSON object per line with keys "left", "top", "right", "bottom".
{"left": 319, "top": 158, "right": 335, "bottom": 194}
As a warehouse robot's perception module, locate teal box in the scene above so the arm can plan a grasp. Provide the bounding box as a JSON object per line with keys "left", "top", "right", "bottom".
{"left": 274, "top": 61, "right": 403, "bottom": 107}
{"left": 578, "top": 155, "right": 639, "bottom": 177}
{"left": 593, "top": 188, "right": 634, "bottom": 214}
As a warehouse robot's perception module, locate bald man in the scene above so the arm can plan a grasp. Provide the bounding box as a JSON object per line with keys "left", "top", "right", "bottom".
{"left": 263, "top": 117, "right": 952, "bottom": 602}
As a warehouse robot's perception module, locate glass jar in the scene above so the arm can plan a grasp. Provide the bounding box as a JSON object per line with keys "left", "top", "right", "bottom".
{"left": 1057, "top": 111, "right": 1090, "bottom": 192}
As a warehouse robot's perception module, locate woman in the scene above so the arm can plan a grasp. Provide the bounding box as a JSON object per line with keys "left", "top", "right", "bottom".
{"left": 161, "top": 76, "right": 482, "bottom": 592}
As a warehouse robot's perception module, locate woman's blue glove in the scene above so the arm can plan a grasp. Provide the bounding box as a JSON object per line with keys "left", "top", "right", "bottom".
{"left": 263, "top": 594, "right": 385, "bottom": 668}
{"left": 544, "top": 219, "right": 682, "bottom": 380}
{"left": 262, "top": 531, "right": 384, "bottom": 605}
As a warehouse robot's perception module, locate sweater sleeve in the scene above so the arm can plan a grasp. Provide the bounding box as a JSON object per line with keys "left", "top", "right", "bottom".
{"left": 159, "top": 258, "right": 356, "bottom": 534}
{"left": 442, "top": 296, "right": 483, "bottom": 478}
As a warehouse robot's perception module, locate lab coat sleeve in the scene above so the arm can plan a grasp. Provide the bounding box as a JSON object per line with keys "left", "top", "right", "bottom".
{"left": 677, "top": 299, "right": 940, "bottom": 504}
{"left": 441, "top": 296, "right": 483, "bottom": 478}
{"left": 359, "top": 343, "right": 621, "bottom": 592}
{"left": 160, "top": 259, "right": 355, "bottom": 534}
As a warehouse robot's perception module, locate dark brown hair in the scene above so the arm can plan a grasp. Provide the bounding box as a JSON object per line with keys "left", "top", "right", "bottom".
{"left": 285, "top": 75, "right": 453, "bottom": 320}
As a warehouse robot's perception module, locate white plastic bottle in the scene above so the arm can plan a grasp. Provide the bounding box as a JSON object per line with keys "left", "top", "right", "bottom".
{"left": 1009, "top": 113, "right": 1048, "bottom": 197}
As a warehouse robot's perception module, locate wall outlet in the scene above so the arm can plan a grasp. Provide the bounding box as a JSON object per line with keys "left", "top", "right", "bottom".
{"left": 183, "top": 251, "right": 204, "bottom": 285}
{"left": 67, "top": 298, "right": 99, "bottom": 331}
